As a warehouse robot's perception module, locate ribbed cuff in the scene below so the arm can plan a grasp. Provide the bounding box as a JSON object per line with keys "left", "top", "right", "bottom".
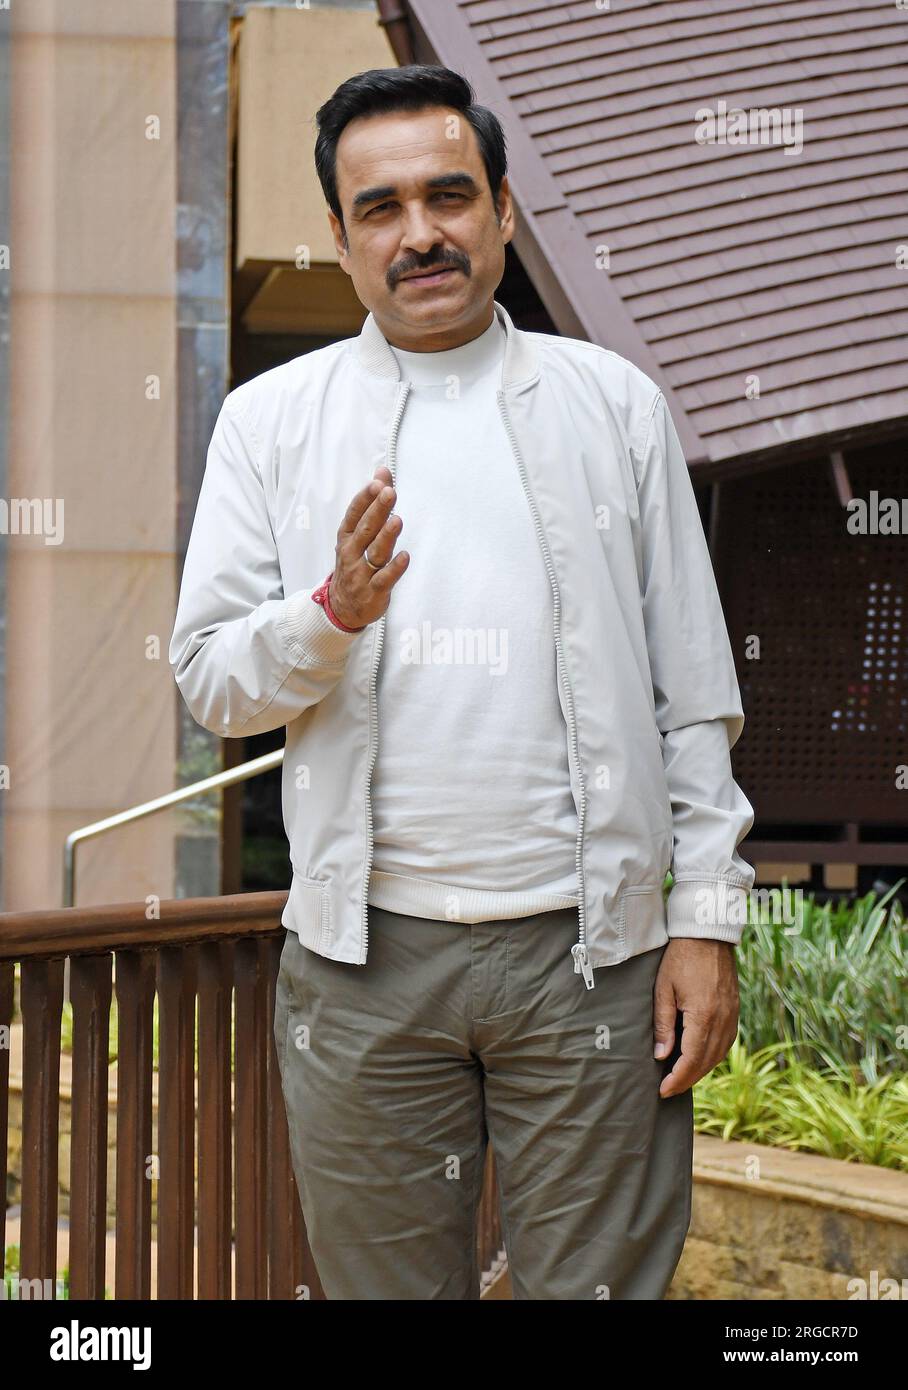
{"left": 277, "top": 589, "right": 363, "bottom": 664}
{"left": 666, "top": 878, "right": 750, "bottom": 945}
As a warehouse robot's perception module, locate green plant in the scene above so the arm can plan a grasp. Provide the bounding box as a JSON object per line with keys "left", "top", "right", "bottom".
{"left": 735, "top": 880, "right": 906, "bottom": 1083}
{"left": 694, "top": 1040, "right": 908, "bottom": 1171}
{"left": 2, "top": 1245, "right": 78, "bottom": 1299}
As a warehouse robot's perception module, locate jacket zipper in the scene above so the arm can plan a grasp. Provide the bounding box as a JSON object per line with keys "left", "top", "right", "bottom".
{"left": 496, "top": 390, "right": 594, "bottom": 990}
{"left": 361, "top": 381, "right": 411, "bottom": 963}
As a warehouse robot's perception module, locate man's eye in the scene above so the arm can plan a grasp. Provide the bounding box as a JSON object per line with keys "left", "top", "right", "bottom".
{"left": 367, "top": 192, "right": 463, "bottom": 215}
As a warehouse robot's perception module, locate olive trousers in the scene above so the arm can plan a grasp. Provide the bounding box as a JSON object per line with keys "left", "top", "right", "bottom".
{"left": 273, "top": 903, "right": 693, "bottom": 1300}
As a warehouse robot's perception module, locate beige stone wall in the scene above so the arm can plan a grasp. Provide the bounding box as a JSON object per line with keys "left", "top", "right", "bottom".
{"left": 236, "top": 4, "right": 396, "bottom": 271}
{"left": 6, "top": 0, "right": 179, "bottom": 909}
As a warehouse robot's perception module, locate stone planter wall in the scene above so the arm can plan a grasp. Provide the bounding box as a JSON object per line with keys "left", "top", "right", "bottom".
{"left": 669, "top": 1135, "right": 908, "bottom": 1300}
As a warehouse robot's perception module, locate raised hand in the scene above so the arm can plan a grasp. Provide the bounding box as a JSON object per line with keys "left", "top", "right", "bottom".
{"left": 328, "top": 465, "right": 409, "bottom": 629}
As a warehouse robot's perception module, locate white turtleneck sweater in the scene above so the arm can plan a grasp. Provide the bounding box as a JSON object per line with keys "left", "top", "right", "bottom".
{"left": 366, "top": 308, "right": 580, "bottom": 924}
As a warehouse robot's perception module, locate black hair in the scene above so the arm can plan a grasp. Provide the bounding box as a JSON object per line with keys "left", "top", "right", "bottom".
{"left": 314, "top": 64, "right": 507, "bottom": 243}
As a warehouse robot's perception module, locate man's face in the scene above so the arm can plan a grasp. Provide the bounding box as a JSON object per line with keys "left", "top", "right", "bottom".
{"left": 328, "top": 106, "right": 514, "bottom": 350}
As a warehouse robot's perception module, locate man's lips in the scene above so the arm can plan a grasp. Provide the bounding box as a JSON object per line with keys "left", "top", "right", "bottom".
{"left": 399, "top": 266, "right": 459, "bottom": 283}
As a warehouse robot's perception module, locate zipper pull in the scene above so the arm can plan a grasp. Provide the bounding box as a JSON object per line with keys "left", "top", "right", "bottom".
{"left": 571, "top": 942, "right": 596, "bottom": 990}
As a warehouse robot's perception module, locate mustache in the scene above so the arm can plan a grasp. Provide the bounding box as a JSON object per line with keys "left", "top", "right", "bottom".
{"left": 390, "top": 250, "right": 470, "bottom": 287}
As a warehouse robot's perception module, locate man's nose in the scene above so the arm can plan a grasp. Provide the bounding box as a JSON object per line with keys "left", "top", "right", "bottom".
{"left": 398, "top": 203, "right": 446, "bottom": 256}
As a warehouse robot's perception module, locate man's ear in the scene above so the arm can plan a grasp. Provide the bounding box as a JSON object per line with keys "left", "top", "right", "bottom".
{"left": 327, "top": 209, "right": 350, "bottom": 270}
{"left": 496, "top": 175, "right": 515, "bottom": 245}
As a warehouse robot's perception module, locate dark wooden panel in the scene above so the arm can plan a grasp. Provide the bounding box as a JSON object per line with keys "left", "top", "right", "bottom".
{"left": 716, "top": 438, "right": 908, "bottom": 825}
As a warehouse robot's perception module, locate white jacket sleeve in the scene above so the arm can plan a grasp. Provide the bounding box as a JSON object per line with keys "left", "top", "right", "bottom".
{"left": 169, "top": 396, "right": 363, "bottom": 738}
{"left": 634, "top": 391, "right": 755, "bottom": 944}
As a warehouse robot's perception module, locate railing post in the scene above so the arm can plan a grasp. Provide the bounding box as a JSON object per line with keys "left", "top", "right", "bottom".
{"left": 68, "top": 954, "right": 114, "bottom": 1299}
{"left": 113, "top": 949, "right": 156, "bottom": 1300}
{"left": 19, "top": 958, "right": 65, "bottom": 1296}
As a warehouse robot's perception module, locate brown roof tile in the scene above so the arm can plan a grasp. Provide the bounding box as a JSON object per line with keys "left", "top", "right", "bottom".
{"left": 399, "top": 0, "right": 908, "bottom": 470}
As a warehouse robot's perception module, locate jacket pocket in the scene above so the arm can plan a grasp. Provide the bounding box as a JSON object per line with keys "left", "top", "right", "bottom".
{"left": 288, "top": 869, "right": 333, "bottom": 947}
{"left": 620, "top": 885, "right": 668, "bottom": 954}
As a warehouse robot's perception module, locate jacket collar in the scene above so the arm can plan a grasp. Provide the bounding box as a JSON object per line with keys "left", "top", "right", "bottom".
{"left": 353, "top": 297, "right": 539, "bottom": 388}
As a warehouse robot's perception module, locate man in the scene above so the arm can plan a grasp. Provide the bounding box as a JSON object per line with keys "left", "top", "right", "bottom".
{"left": 169, "top": 64, "right": 755, "bottom": 1300}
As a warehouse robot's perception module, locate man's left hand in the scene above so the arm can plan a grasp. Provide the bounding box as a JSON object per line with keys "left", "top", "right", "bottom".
{"left": 653, "top": 939, "right": 739, "bottom": 1099}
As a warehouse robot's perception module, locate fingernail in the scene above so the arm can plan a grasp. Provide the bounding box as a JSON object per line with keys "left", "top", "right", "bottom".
{"left": 654, "top": 1042, "right": 667, "bottom": 1058}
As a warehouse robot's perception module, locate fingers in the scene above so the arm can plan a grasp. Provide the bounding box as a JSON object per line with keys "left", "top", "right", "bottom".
{"left": 362, "top": 504, "right": 404, "bottom": 570}
{"left": 341, "top": 483, "right": 400, "bottom": 567}
{"left": 658, "top": 1012, "right": 709, "bottom": 1099}
{"left": 652, "top": 971, "right": 677, "bottom": 1061}
{"left": 337, "top": 476, "right": 388, "bottom": 543}
{"left": 362, "top": 465, "right": 396, "bottom": 564}
{"left": 366, "top": 547, "right": 411, "bottom": 595}
{"left": 330, "top": 470, "right": 409, "bottom": 628}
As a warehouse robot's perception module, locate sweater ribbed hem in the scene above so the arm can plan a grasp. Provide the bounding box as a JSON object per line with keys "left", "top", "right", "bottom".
{"left": 368, "top": 869, "right": 579, "bottom": 925}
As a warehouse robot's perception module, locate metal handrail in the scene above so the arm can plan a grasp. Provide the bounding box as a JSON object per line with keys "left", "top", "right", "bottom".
{"left": 63, "top": 748, "right": 285, "bottom": 908}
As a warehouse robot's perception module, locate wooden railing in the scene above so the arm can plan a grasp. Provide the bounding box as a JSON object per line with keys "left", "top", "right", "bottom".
{"left": 0, "top": 893, "right": 503, "bottom": 1299}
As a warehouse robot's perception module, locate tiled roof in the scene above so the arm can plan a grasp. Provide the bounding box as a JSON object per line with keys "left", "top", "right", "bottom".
{"left": 398, "top": 0, "right": 908, "bottom": 471}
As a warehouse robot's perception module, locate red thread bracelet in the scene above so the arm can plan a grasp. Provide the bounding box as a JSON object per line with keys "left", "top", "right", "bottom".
{"left": 311, "top": 572, "right": 366, "bottom": 633}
